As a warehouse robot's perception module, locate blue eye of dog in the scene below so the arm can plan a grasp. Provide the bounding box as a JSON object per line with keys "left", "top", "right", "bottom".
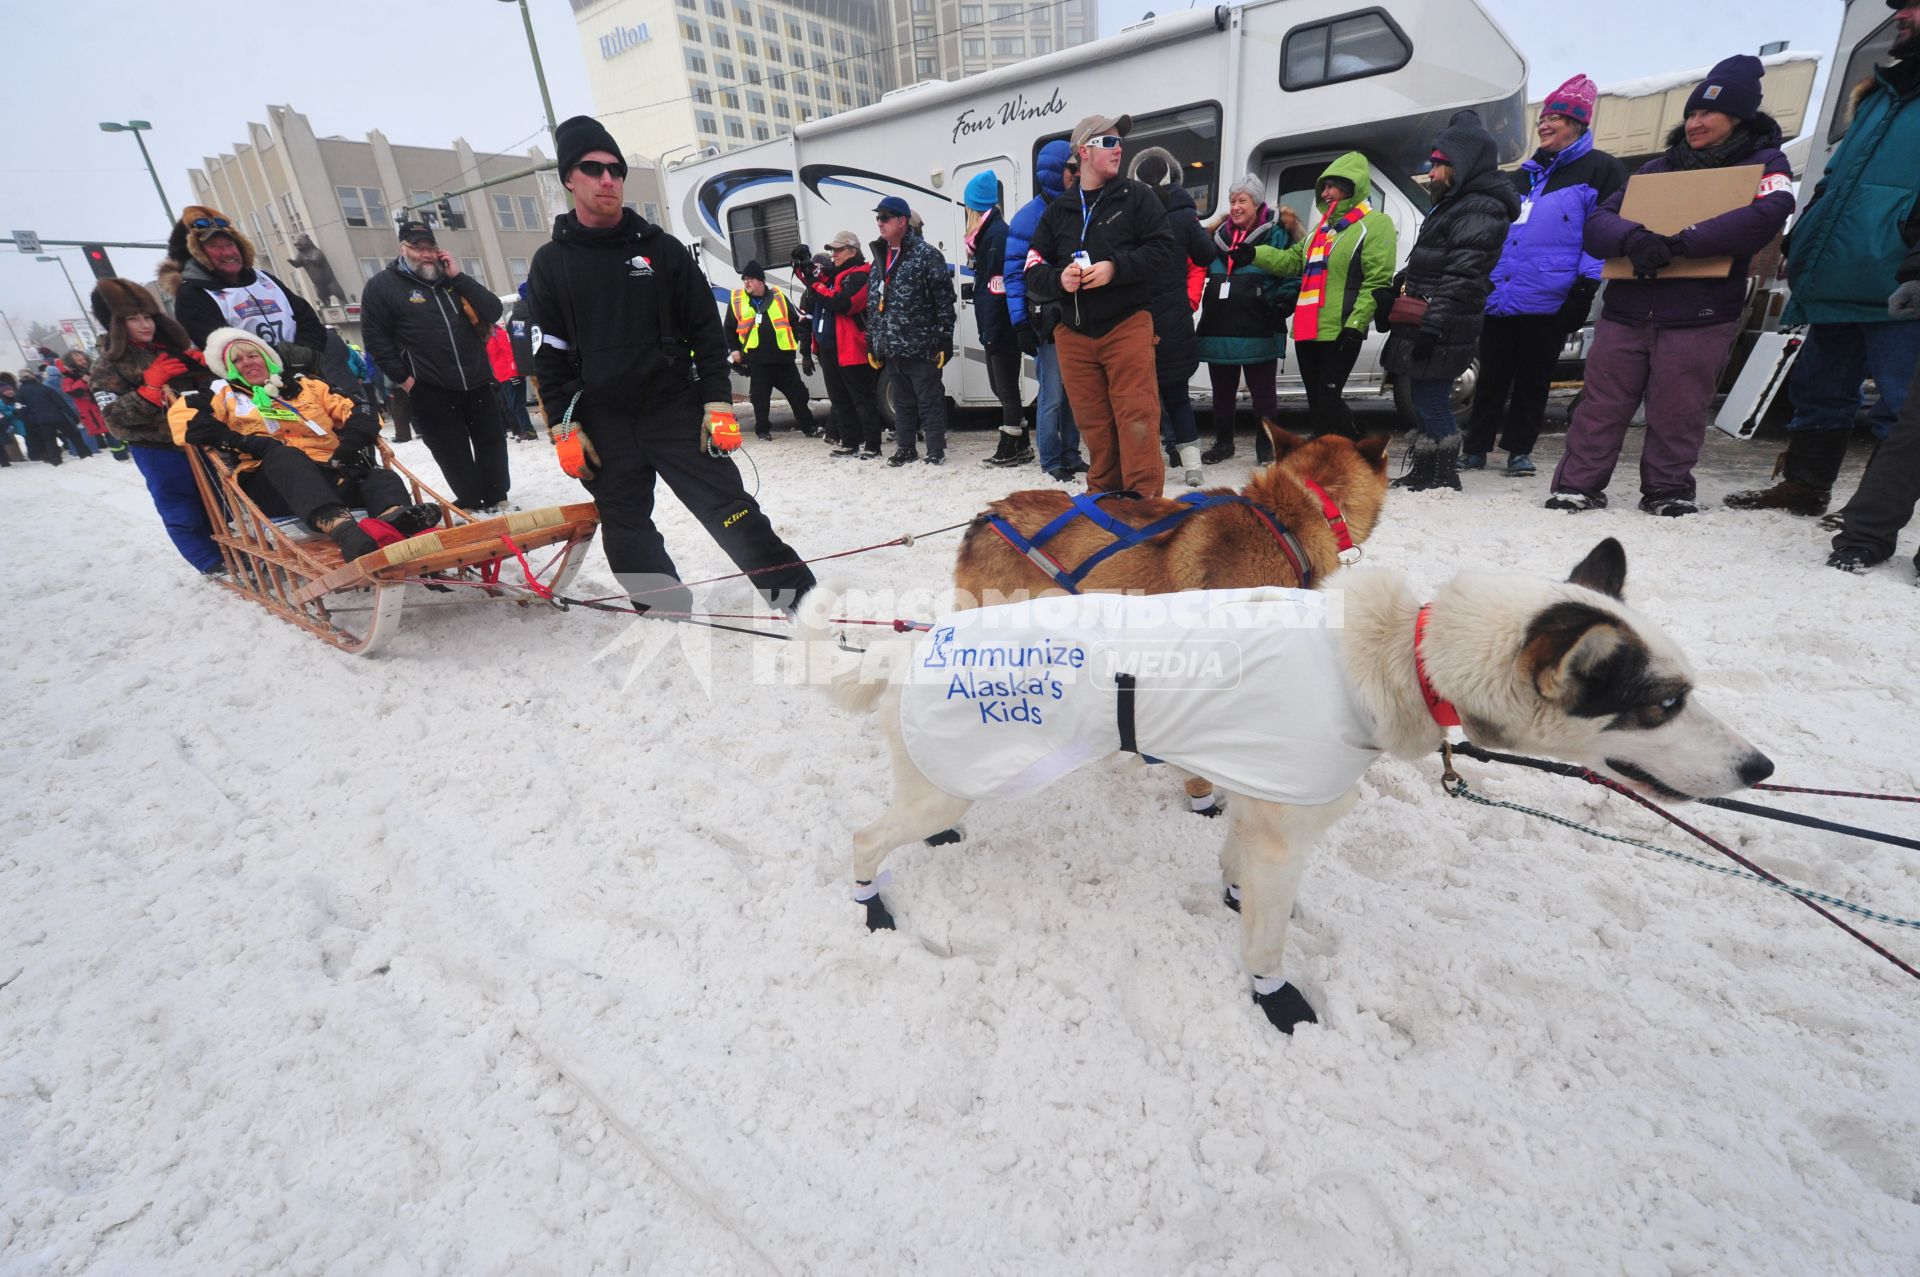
{"left": 1660, "top": 696, "right": 1679, "bottom": 709}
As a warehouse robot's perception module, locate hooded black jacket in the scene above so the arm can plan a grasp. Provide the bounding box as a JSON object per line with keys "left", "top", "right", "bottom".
{"left": 1383, "top": 110, "right": 1521, "bottom": 381}
{"left": 360, "top": 262, "right": 503, "bottom": 394}
{"left": 1025, "top": 177, "right": 1176, "bottom": 338}
{"left": 526, "top": 209, "right": 731, "bottom": 422}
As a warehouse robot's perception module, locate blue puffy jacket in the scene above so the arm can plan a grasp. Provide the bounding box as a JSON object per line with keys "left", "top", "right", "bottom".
{"left": 1784, "top": 59, "right": 1920, "bottom": 326}
{"left": 1485, "top": 132, "right": 1627, "bottom": 318}
{"left": 1004, "top": 139, "right": 1073, "bottom": 331}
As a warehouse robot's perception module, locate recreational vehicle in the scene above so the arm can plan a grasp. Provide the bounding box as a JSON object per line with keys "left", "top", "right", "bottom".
{"left": 660, "top": 0, "right": 1530, "bottom": 428}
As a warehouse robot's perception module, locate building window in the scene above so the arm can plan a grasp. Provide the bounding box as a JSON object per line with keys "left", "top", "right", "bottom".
{"left": 1033, "top": 35, "right": 1050, "bottom": 53}
{"left": 265, "top": 200, "right": 281, "bottom": 232}
{"left": 914, "top": 24, "right": 935, "bottom": 41}
{"left": 722, "top": 89, "right": 741, "bottom": 108}
{"left": 733, "top": 2, "right": 749, "bottom": 21}
{"left": 359, "top": 257, "right": 383, "bottom": 282}
{"left": 678, "top": 0, "right": 694, "bottom": 8}
{"left": 1280, "top": 11, "right": 1412, "bottom": 90}
{"left": 775, "top": 98, "right": 790, "bottom": 118}
{"left": 252, "top": 211, "right": 268, "bottom": 242}
{"left": 812, "top": 53, "right": 827, "bottom": 72}
{"left": 444, "top": 193, "right": 468, "bottom": 231}
{"left": 706, "top": 0, "right": 724, "bottom": 13}
{"left": 363, "top": 187, "right": 388, "bottom": 226}
{"left": 992, "top": 3, "right": 1021, "bottom": 18}
{"left": 808, "top": 21, "right": 824, "bottom": 44}
{"left": 460, "top": 257, "right": 485, "bottom": 284}
{"left": 853, "top": 37, "right": 867, "bottom": 55}
{"left": 914, "top": 56, "right": 936, "bottom": 76}
{"left": 835, "top": 60, "right": 849, "bottom": 79}
{"left": 725, "top": 116, "right": 746, "bottom": 138}
{"left": 519, "top": 195, "right": 540, "bottom": 229}
{"left": 745, "top": 65, "right": 762, "bottom": 84}
{"left": 715, "top": 56, "right": 734, "bottom": 78}
{"left": 696, "top": 110, "right": 718, "bottom": 134}
{"left": 727, "top": 194, "right": 799, "bottom": 270}
{"left": 494, "top": 193, "right": 518, "bottom": 230}
{"left": 681, "top": 19, "right": 701, "bottom": 40}
{"left": 992, "top": 36, "right": 1024, "bottom": 56}
{"left": 832, "top": 32, "right": 846, "bottom": 52}
{"left": 855, "top": 64, "right": 868, "bottom": 85}
{"left": 753, "top": 122, "right": 770, "bottom": 141}
{"left": 761, "top": 10, "right": 776, "bottom": 30}
{"left": 838, "top": 88, "right": 852, "bottom": 106}
{"left": 280, "top": 192, "right": 304, "bottom": 233}
{"left": 507, "top": 257, "right": 529, "bottom": 289}
{"left": 960, "top": 2, "right": 981, "bottom": 19}
{"left": 962, "top": 37, "right": 984, "bottom": 56}
{"left": 711, "top": 27, "right": 730, "bottom": 48}
{"left": 642, "top": 203, "right": 660, "bottom": 223}
{"left": 800, "top": 103, "right": 814, "bottom": 122}
{"left": 792, "top": 74, "right": 808, "bottom": 95}
{"left": 765, "top": 40, "right": 781, "bottom": 61}
{"left": 685, "top": 50, "right": 708, "bottom": 73}
{"left": 740, "top": 33, "right": 755, "bottom": 55}
{"left": 786, "top": 18, "right": 801, "bottom": 39}
{"left": 337, "top": 185, "right": 367, "bottom": 228}
{"left": 693, "top": 82, "right": 714, "bottom": 103}
{"left": 747, "top": 90, "right": 766, "bottom": 113}
{"left": 913, "top": 0, "right": 932, "bottom": 10}
{"left": 858, "top": 90, "right": 873, "bottom": 106}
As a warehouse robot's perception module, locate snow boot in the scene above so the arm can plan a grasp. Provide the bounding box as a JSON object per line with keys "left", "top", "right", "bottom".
{"left": 1725, "top": 429, "right": 1850, "bottom": 515}
{"left": 886, "top": 447, "right": 919, "bottom": 467}
{"left": 1201, "top": 423, "right": 1235, "bottom": 464}
{"left": 983, "top": 427, "right": 1033, "bottom": 467}
{"left": 1459, "top": 451, "right": 1487, "bottom": 471}
{"left": 1390, "top": 435, "right": 1441, "bottom": 491}
{"left": 1545, "top": 489, "right": 1608, "bottom": 512}
{"left": 318, "top": 509, "right": 380, "bottom": 562}
{"left": 1506, "top": 453, "right": 1536, "bottom": 477}
{"left": 1428, "top": 434, "right": 1463, "bottom": 491}
{"left": 1638, "top": 493, "right": 1701, "bottom": 517}
{"left": 1178, "top": 442, "right": 1203, "bottom": 488}
{"left": 380, "top": 502, "right": 445, "bottom": 537}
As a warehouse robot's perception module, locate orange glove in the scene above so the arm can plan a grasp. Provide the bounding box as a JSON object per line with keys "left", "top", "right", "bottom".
{"left": 703, "top": 403, "right": 741, "bottom": 454}
{"left": 551, "top": 422, "right": 600, "bottom": 481}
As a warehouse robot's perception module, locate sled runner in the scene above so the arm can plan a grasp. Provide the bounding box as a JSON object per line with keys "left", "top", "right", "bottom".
{"left": 185, "top": 440, "right": 599, "bottom": 654}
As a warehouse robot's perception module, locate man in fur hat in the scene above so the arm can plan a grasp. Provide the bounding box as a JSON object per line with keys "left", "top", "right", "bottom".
{"left": 168, "top": 328, "right": 443, "bottom": 563}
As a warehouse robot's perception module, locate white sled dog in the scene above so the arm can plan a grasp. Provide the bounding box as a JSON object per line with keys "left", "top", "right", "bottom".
{"left": 795, "top": 539, "right": 1773, "bottom": 1033}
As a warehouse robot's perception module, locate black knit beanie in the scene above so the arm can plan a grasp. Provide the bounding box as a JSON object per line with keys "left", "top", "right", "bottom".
{"left": 556, "top": 115, "right": 623, "bottom": 179}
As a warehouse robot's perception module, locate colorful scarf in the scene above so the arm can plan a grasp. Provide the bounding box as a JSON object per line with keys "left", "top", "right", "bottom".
{"left": 1292, "top": 201, "right": 1369, "bottom": 339}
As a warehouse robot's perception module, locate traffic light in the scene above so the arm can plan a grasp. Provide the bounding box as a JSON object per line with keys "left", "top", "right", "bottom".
{"left": 436, "top": 198, "right": 454, "bottom": 225}
{"left": 82, "top": 244, "right": 116, "bottom": 280}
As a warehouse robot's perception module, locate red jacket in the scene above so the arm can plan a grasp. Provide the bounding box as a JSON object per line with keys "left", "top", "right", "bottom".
{"left": 485, "top": 325, "right": 517, "bottom": 382}
{"left": 809, "top": 259, "right": 872, "bottom": 367}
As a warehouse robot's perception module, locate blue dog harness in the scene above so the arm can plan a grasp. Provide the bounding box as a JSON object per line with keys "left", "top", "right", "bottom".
{"left": 983, "top": 492, "right": 1314, "bottom": 594}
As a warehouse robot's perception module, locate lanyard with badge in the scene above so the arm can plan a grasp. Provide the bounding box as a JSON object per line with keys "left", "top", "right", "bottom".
{"left": 876, "top": 244, "right": 902, "bottom": 314}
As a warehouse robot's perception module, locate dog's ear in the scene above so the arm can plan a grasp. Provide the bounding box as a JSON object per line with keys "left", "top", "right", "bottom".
{"left": 1523, "top": 600, "right": 1635, "bottom": 705}
{"left": 1567, "top": 538, "right": 1627, "bottom": 600}
{"left": 1262, "top": 420, "right": 1307, "bottom": 460}
{"left": 1353, "top": 434, "right": 1389, "bottom": 471}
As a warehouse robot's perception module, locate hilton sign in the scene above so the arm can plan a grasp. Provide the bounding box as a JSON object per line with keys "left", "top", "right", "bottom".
{"left": 599, "top": 22, "right": 652, "bottom": 59}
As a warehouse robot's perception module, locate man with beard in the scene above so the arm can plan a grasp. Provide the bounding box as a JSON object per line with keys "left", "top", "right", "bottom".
{"left": 360, "top": 220, "right": 512, "bottom": 513}
{"left": 159, "top": 206, "right": 344, "bottom": 389}
{"left": 1728, "top": 0, "right": 1920, "bottom": 519}
{"left": 525, "top": 114, "right": 815, "bottom": 617}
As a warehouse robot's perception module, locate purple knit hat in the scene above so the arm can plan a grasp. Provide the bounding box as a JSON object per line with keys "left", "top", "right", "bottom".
{"left": 1543, "top": 74, "right": 1598, "bottom": 127}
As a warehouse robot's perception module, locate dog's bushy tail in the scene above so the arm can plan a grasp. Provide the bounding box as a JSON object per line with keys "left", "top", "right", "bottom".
{"left": 792, "top": 584, "right": 905, "bottom": 715}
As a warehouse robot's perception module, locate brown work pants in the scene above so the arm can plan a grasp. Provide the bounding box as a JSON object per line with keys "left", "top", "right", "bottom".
{"left": 1055, "top": 309, "right": 1165, "bottom": 498}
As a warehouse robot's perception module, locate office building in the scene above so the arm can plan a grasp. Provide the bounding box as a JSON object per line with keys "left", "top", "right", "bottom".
{"left": 879, "top": 0, "right": 1097, "bottom": 86}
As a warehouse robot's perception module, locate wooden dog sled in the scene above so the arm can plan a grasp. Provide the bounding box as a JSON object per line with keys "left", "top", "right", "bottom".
{"left": 186, "top": 440, "right": 599, "bottom": 655}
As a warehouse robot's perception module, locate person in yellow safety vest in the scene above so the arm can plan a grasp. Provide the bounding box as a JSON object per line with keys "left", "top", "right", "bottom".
{"left": 728, "top": 260, "right": 819, "bottom": 441}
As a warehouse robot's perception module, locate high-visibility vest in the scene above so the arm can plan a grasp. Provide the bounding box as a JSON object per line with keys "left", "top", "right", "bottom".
{"left": 731, "top": 288, "right": 798, "bottom": 352}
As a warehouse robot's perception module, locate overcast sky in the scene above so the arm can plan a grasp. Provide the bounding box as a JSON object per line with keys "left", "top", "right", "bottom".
{"left": 0, "top": 0, "right": 1843, "bottom": 342}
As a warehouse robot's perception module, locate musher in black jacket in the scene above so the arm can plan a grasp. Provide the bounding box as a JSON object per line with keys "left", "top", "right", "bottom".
{"left": 361, "top": 220, "right": 511, "bottom": 512}
{"left": 527, "top": 114, "right": 815, "bottom": 616}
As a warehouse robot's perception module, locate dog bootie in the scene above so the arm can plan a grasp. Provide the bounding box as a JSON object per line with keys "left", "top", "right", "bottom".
{"left": 1252, "top": 979, "right": 1318, "bottom": 1034}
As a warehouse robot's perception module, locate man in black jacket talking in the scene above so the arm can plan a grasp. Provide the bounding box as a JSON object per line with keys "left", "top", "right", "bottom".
{"left": 1024, "top": 112, "right": 1174, "bottom": 498}
{"left": 526, "top": 114, "right": 815, "bottom": 616}
{"left": 361, "top": 220, "right": 511, "bottom": 512}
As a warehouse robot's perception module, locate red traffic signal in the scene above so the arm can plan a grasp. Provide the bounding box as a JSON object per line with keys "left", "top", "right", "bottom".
{"left": 82, "top": 244, "right": 117, "bottom": 280}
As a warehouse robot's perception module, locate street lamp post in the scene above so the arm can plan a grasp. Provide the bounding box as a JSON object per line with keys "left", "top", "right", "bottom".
{"left": 36, "top": 256, "right": 100, "bottom": 341}
{"left": 0, "top": 307, "right": 31, "bottom": 366}
{"left": 497, "top": 0, "right": 560, "bottom": 155}
{"left": 99, "top": 120, "right": 174, "bottom": 223}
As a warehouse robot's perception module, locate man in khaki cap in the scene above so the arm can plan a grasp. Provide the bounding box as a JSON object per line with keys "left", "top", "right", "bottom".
{"left": 1020, "top": 112, "right": 1174, "bottom": 497}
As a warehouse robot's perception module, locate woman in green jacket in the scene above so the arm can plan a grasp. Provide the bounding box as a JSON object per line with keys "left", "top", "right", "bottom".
{"left": 1235, "top": 152, "right": 1397, "bottom": 440}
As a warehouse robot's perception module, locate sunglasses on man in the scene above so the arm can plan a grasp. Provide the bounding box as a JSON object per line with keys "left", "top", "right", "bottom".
{"left": 574, "top": 159, "right": 628, "bottom": 180}
{"left": 1083, "top": 135, "right": 1122, "bottom": 150}
{"left": 876, "top": 213, "right": 903, "bottom": 224}
{"left": 189, "top": 217, "right": 232, "bottom": 229}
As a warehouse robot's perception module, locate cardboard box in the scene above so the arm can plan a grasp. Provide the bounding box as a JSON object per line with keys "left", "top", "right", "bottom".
{"left": 1600, "top": 165, "right": 1766, "bottom": 280}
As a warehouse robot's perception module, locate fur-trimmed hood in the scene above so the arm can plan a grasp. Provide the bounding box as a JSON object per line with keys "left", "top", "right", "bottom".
{"left": 158, "top": 204, "right": 257, "bottom": 297}
{"left": 91, "top": 277, "right": 192, "bottom": 361}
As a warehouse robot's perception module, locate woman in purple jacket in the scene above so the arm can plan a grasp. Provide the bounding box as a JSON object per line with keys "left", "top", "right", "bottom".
{"left": 1548, "top": 55, "right": 1796, "bottom": 516}
{"left": 1463, "top": 76, "right": 1626, "bottom": 478}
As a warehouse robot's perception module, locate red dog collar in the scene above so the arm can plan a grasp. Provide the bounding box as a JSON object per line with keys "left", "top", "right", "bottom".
{"left": 1414, "top": 604, "right": 1461, "bottom": 728}
{"left": 1300, "top": 478, "right": 1360, "bottom": 564}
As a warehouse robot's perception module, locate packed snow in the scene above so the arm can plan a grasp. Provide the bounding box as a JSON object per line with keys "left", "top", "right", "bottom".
{"left": 3, "top": 412, "right": 1918, "bottom": 1276}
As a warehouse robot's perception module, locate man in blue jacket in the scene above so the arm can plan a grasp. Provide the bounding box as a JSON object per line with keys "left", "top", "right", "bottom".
{"left": 1004, "top": 140, "right": 1084, "bottom": 481}
{"left": 1729, "top": 0, "right": 1920, "bottom": 517}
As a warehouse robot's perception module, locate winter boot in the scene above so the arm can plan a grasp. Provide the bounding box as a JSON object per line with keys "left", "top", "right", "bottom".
{"left": 1505, "top": 453, "right": 1536, "bottom": 477}
{"left": 1459, "top": 451, "right": 1487, "bottom": 471}
{"left": 1428, "top": 433, "right": 1463, "bottom": 491}
{"left": 378, "top": 502, "right": 446, "bottom": 538}
{"left": 1724, "top": 429, "right": 1850, "bottom": 515}
{"left": 1201, "top": 422, "right": 1235, "bottom": 464}
{"left": 1178, "top": 442, "right": 1204, "bottom": 488}
{"left": 886, "top": 446, "right": 919, "bottom": 467}
{"left": 317, "top": 508, "right": 380, "bottom": 562}
{"left": 983, "top": 427, "right": 1033, "bottom": 467}
{"left": 1390, "top": 435, "right": 1440, "bottom": 491}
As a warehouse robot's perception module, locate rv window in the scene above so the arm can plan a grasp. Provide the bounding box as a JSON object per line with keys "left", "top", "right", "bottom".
{"left": 727, "top": 196, "right": 801, "bottom": 272}
{"left": 1035, "top": 102, "right": 1224, "bottom": 218}
{"left": 1280, "top": 10, "right": 1410, "bottom": 90}
{"left": 1829, "top": 17, "right": 1900, "bottom": 145}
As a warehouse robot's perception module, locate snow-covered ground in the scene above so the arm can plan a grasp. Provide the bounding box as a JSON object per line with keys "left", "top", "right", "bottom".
{"left": 4, "top": 417, "right": 1918, "bottom": 1276}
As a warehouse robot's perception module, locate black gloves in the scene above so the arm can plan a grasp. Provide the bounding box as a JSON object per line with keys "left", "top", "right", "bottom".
{"left": 1227, "top": 244, "right": 1258, "bottom": 270}
{"left": 1555, "top": 280, "right": 1599, "bottom": 333}
{"left": 1410, "top": 330, "right": 1439, "bottom": 362}
{"left": 801, "top": 354, "right": 815, "bottom": 377}
{"left": 1016, "top": 326, "right": 1039, "bottom": 357}
{"left": 1332, "top": 327, "right": 1364, "bottom": 357}
{"left": 236, "top": 433, "right": 285, "bottom": 459}
{"left": 333, "top": 418, "right": 378, "bottom": 468}
{"left": 1626, "top": 231, "right": 1674, "bottom": 278}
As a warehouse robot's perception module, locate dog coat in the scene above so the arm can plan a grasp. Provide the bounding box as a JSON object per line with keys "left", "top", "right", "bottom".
{"left": 898, "top": 587, "right": 1381, "bottom": 806}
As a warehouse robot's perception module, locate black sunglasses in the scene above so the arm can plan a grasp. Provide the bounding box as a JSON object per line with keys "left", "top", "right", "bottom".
{"left": 189, "top": 217, "right": 231, "bottom": 229}
{"left": 574, "top": 159, "right": 628, "bottom": 180}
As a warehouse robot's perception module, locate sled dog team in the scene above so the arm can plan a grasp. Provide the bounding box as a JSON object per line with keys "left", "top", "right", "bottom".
{"left": 805, "top": 426, "right": 1772, "bottom": 1034}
